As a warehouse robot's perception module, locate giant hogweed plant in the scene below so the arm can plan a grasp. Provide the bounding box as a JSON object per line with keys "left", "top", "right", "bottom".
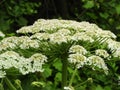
{"left": 0, "top": 19, "right": 120, "bottom": 90}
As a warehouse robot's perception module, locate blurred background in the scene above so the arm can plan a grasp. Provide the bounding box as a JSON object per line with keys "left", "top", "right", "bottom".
{"left": 0, "top": 0, "right": 120, "bottom": 40}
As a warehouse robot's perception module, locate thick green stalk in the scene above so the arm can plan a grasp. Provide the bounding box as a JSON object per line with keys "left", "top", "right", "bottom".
{"left": 62, "top": 58, "right": 68, "bottom": 89}
{"left": 4, "top": 77, "right": 17, "bottom": 90}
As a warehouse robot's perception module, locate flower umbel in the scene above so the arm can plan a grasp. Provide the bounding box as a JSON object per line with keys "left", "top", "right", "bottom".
{"left": 68, "top": 54, "right": 87, "bottom": 68}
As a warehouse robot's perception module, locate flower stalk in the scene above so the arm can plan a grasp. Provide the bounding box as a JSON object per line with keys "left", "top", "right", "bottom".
{"left": 4, "top": 77, "right": 17, "bottom": 90}
{"left": 69, "top": 68, "right": 77, "bottom": 87}
{"left": 62, "top": 58, "right": 68, "bottom": 89}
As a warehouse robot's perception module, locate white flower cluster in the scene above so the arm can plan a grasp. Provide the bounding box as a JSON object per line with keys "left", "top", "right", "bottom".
{"left": 16, "top": 19, "right": 117, "bottom": 45}
{"left": 95, "top": 49, "right": 109, "bottom": 58}
{"left": 68, "top": 45, "right": 87, "bottom": 68}
{"left": 0, "top": 36, "right": 39, "bottom": 51}
{"left": 113, "top": 48, "right": 120, "bottom": 57}
{"left": 87, "top": 55, "right": 108, "bottom": 74}
{"left": 105, "top": 39, "right": 120, "bottom": 57}
{"left": 68, "top": 54, "right": 87, "bottom": 68}
{"left": 0, "top": 19, "right": 120, "bottom": 77}
{"left": 69, "top": 45, "right": 87, "bottom": 55}
{"left": 71, "top": 32, "right": 94, "bottom": 42}
{"left": 0, "top": 31, "right": 5, "bottom": 37}
{"left": 31, "top": 29, "right": 71, "bottom": 44}
{"left": 0, "top": 51, "right": 47, "bottom": 78}
{"left": 68, "top": 45, "right": 109, "bottom": 73}
{"left": 16, "top": 19, "right": 120, "bottom": 73}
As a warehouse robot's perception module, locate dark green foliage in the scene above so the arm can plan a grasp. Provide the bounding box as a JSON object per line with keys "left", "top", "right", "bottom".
{"left": 0, "top": 0, "right": 40, "bottom": 33}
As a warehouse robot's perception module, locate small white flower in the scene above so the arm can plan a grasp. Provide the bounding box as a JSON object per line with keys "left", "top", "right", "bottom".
{"left": 64, "top": 86, "right": 71, "bottom": 90}
{"left": 69, "top": 45, "right": 87, "bottom": 55}
{"left": 57, "top": 29, "right": 71, "bottom": 35}
{"left": 30, "top": 33, "right": 50, "bottom": 40}
{"left": 17, "top": 25, "right": 33, "bottom": 34}
{"left": 64, "top": 86, "right": 74, "bottom": 90}
{"left": 105, "top": 39, "right": 120, "bottom": 51}
{"left": 19, "top": 38, "right": 39, "bottom": 49}
{"left": 87, "top": 55, "right": 108, "bottom": 74}
{"left": 29, "top": 53, "right": 47, "bottom": 64}
{"left": 71, "top": 32, "right": 94, "bottom": 42}
{"left": 113, "top": 48, "right": 120, "bottom": 57}
{"left": 50, "top": 33, "right": 69, "bottom": 44}
{"left": 95, "top": 49, "right": 109, "bottom": 58}
{"left": 0, "top": 31, "right": 5, "bottom": 37}
{"left": 0, "top": 71, "right": 6, "bottom": 78}
{"left": 68, "top": 54, "right": 87, "bottom": 68}
{"left": 0, "top": 51, "right": 47, "bottom": 76}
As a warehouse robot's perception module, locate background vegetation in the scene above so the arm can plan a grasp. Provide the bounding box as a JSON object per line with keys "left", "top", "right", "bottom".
{"left": 0, "top": 0, "right": 120, "bottom": 90}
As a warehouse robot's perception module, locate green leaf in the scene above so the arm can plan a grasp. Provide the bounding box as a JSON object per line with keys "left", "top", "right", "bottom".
{"left": 55, "top": 72, "right": 62, "bottom": 82}
{"left": 104, "top": 86, "right": 111, "bottom": 90}
{"left": 99, "top": 12, "right": 109, "bottom": 19}
{"left": 31, "top": 81, "right": 45, "bottom": 87}
{"left": 16, "top": 17, "right": 28, "bottom": 26}
{"left": 83, "top": 1, "right": 94, "bottom": 9}
{"left": 116, "top": 5, "right": 120, "bottom": 14}
{"left": 43, "top": 66, "right": 52, "bottom": 78}
{"left": 116, "top": 25, "right": 120, "bottom": 30}
{"left": 53, "top": 59, "right": 62, "bottom": 71}
{"left": 95, "top": 85, "right": 104, "bottom": 90}
{"left": 0, "top": 83, "right": 4, "bottom": 90}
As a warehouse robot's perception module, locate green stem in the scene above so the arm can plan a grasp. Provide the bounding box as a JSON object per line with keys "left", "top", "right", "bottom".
{"left": 0, "top": 78, "right": 4, "bottom": 90}
{"left": 69, "top": 68, "right": 77, "bottom": 87}
{"left": 74, "top": 79, "right": 89, "bottom": 88}
{"left": 62, "top": 58, "right": 68, "bottom": 89}
{"left": 4, "top": 77, "right": 17, "bottom": 90}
